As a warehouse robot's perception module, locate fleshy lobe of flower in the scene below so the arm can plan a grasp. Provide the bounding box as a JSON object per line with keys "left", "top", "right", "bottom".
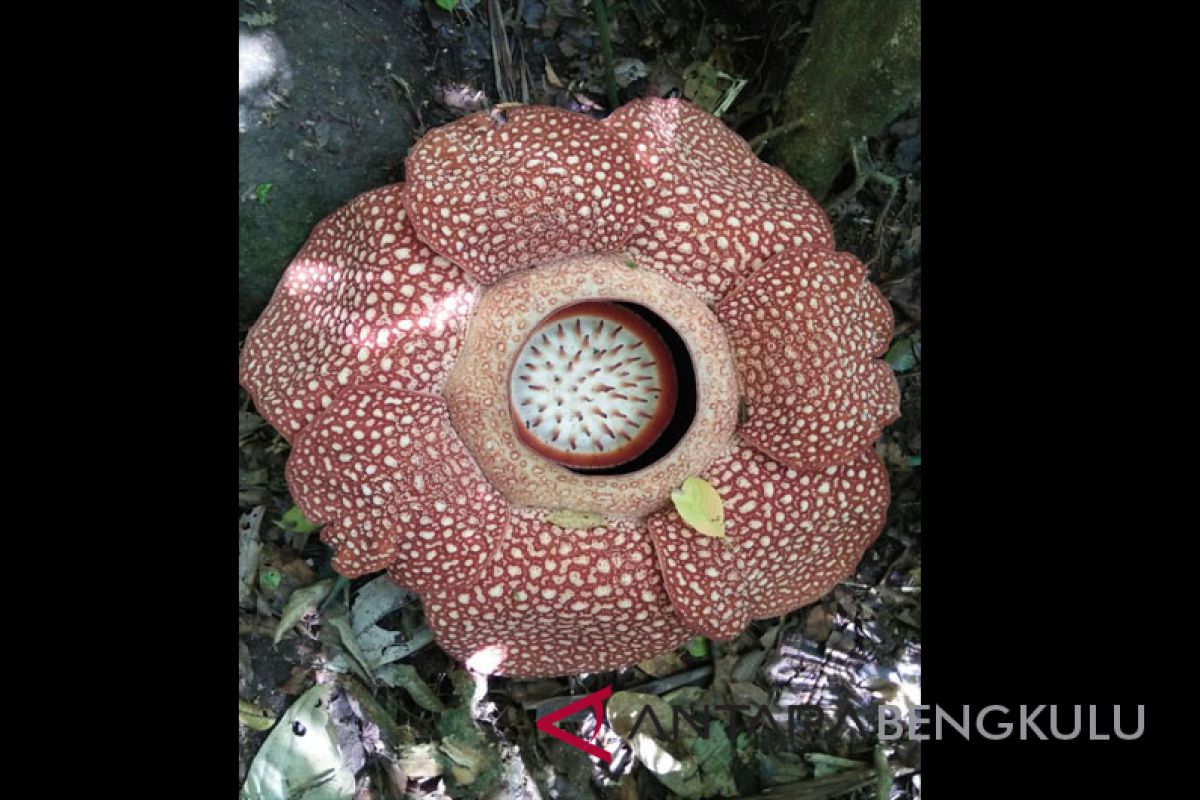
{"left": 240, "top": 98, "right": 901, "bottom": 678}
{"left": 605, "top": 99, "right": 835, "bottom": 303}
{"left": 717, "top": 250, "right": 900, "bottom": 469}
{"left": 424, "top": 510, "right": 692, "bottom": 677}
{"left": 285, "top": 386, "right": 508, "bottom": 588}
{"left": 404, "top": 106, "right": 642, "bottom": 284}
{"left": 239, "top": 188, "right": 478, "bottom": 437}
{"left": 646, "top": 445, "right": 890, "bottom": 639}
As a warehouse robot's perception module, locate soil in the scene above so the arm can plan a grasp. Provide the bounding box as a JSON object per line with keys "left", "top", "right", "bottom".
{"left": 239, "top": 0, "right": 430, "bottom": 325}
{"left": 239, "top": 2, "right": 922, "bottom": 798}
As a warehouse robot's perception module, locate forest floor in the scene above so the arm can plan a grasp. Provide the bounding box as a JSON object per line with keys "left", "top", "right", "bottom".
{"left": 239, "top": 1, "right": 921, "bottom": 798}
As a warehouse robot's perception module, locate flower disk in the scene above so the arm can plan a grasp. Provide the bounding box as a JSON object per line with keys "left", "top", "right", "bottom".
{"left": 509, "top": 301, "right": 677, "bottom": 470}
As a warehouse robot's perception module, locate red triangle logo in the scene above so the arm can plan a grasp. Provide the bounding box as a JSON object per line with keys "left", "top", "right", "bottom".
{"left": 535, "top": 685, "right": 614, "bottom": 763}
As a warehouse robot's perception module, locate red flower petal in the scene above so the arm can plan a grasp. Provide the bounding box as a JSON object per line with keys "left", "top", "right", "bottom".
{"left": 858, "top": 280, "right": 896, "bottom": 358}
{"left": 327, "top": 523, "right": 401, "bottom": 578}
{"left": 423, "top": 510, "right": 691, "bottom": 678}
{"left": 404, "top": 106, "right": 642, "bottom": 284}
{"left": 386, "top": 488, "right": 510, "bottom": 594}
{"left": 286, "top": 386, "right": 503, "bottom": 588}
{"left": 647, "top": 444, "right": 890, "bottom": 638}
{"left": 605, "top": 98, "right": 834, "bottom": 303}
{"left": 240, "top": 184, "right": 478, "bottom": 440}
{"left": 645, "top": 508, "right": 750, "bottom": 640}
{"left": 717, "top": 249, "right": 899, "bottom": 469}
{"left": 742, "top": 447, "right": 890, "bottom": 618}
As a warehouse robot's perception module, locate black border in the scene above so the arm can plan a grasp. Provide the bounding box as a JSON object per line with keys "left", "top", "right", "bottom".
{"left": 70, "top": 1, "right": 1167, "bottom": 795}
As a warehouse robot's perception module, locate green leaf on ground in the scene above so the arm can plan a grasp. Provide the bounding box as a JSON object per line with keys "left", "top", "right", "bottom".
{"left": 322, "top": 579, "right": 433, "bottom": 678}
{"left": 397, "top": 743, "right": 443, "bottom": 780}
{"left": 638, "top": 648, "right": 687, "bottom": 677}
{"left": 274, "top": 579, "right": 334, "bottom": 645}
{"left": 350, "top": 575, "right": 412, "bottom": 633}
{"left": 329, "top": 576, "right": 432, "bottom": 673}
{"left": 434, "top": 0, "right": 460, "bottom": 10}
{"left": 435, "top": 671, "right": 502, "bottom": 791}
{"left": 609, "top": 691, "right": 736, "bottom": 798}
{"left": 254, "top": 183, "right": 274, "bottom": 205}
{"left": 239, "top": 699, "right": 276, "bottom": 731}
{"left": 875, "top": 744, "right": 894, "bottom": 800}
{"left": 376, "top": 663, "right": 445, "bottom": 712}
{"left": 691, "top": 722, "right": 737, "bottom": 796}
{"left": 757, "top": 751, "right": 809, "bottom": 786}
{"left": 258, "top": 566, "right": 282, "bottom": 591}
{"left": 240, "top": 683, "right": 356, "bottom": 800}
{"left": 326, "top": 610, "right": 375, "bottom": 680}
{"left": 277, "top": 505, "right": 320, "bottom": 534}
{"left": 239, "top": 412, "right": 264, "bottom": 439}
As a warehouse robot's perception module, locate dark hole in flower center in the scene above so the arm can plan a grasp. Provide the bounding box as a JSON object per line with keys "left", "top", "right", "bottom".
{"left": 508, "top": 300, "right": 697, "bottom": 475}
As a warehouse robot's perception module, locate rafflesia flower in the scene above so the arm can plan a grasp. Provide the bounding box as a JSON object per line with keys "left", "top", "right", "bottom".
{"left": 240, "top": 99, "right": 900, "bottom": 678}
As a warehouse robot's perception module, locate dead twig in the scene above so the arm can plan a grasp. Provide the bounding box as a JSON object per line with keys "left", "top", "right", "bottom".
{"left": 515, "top": 0, "right": 532, "bottom": 105}
{"left": 488, "top": 0, "right": 516, "bottom": 103}
{"left": 592, "top": 0, "right": 620, "bottom": 109}
{"left": 521, "top": 664, "right": 714, "bottom": 714}
{"left": 749, "top": 118, "right": 806, "bottom": 153}
{"left": 742, "top": 766, "right": 916, "bottom": 800}
{"left": 389, "top": 73, "right": 425, "bottom": 132}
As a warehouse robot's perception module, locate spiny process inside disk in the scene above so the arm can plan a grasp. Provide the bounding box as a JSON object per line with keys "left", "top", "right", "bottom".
{"left": 508, "top": 301, "right": 678, "bottom": 470}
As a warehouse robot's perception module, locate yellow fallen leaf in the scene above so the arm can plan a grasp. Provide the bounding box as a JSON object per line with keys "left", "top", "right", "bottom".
{"left": 547, "top": 509, "right": 606, "bottom": 530}
{"left": 239, "top": 699, "right": 276, "bottom": 731}
{"left": 670, "top": 477, "right": 726, "bottom": 539}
